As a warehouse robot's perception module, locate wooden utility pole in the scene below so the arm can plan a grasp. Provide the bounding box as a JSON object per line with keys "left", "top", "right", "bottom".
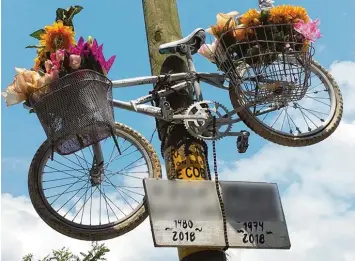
{"left": 142, "top": 1, "right": 227, "bottom": 260}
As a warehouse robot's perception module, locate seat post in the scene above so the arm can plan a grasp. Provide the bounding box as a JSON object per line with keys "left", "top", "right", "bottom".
{"left": 184, "top": 46, "right": 203, "bottom": 101}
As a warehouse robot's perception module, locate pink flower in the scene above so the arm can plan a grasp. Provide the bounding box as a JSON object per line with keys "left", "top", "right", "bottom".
{"left": 69, "top": 54, "right": 81, "bottom": 69}
{"left": 44, "top": 60, "right": 53, "bottom": 73}
{"left": 37, "top": 67, "right": 59, "bottom": 89}
{"left": 49, "top": 53, "right": 61, "bottom": 69}
{"left": 294, "top": 19, "right": 322, "bottom": 43}
{"left": 198, "top": 39, "right": 218, "bottom": 62}
{"left": 50, "top": 66, "right": 60, "bottom": 80}
{"left": 56, "top": 49, "right": 65, "bottom": 61}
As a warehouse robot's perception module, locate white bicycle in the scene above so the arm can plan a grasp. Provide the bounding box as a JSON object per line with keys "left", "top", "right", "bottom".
{"left": 27, "top": 0, "right": 343, "bottom": 241}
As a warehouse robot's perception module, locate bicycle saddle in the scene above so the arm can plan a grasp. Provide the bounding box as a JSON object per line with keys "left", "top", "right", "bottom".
{"left": 159, "top": 28, "right": 206, "bottom": 55}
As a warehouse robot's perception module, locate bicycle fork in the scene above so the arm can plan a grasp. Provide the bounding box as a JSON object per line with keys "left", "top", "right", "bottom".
{"left": 90, "top": 142, "right": 105, "bottom": 186}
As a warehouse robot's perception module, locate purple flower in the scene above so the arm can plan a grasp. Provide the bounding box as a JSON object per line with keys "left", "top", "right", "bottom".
{"left": 69, "top": 36, "right": 116, "bottom": 74}
{"left": 69, "top": 37, "right": 89, "bottom": 56}
{"left": 89, "top": 38, "right": 116, "bottom": 74}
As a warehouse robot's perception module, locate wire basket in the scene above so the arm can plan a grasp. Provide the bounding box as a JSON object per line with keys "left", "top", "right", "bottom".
{"left": 213, "top": 22, "right": 315, "bottom": 106}
{"left": 29, "top": 69, "right": 115, "bottom": 155}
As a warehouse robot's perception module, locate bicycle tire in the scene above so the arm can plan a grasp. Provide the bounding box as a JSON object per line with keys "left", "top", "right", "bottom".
{"left": 229, "top": 59, "right": 343, "bottom": 147}
{"left": 28, "top": 122, "right": 161, "bottom": 241}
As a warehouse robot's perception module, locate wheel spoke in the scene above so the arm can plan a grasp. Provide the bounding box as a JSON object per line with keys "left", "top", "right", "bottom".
{"left": 80, "top": 182, "right": 89, "bottom": 224}
{"left": 304, "top": 95, "right": 331, "bottom": 107}
{"left": 35, "top": 124, "right": 157, "bottom": 231}
{"left": 44, "top": 165, "right": 82, "bottom": 178}
{"left": 51, "top": 160, "right": 87, "bottom": 176}
{"left": 271, "top": 108, "right": 285, "bottom": 128}
{"left": 70, "top": 186, "right": 97, "bottom": 220}
{"left": 105, "top": 176, "right": 136, "bottom": 210}
{"left": 56, "top": 180, "right": 90, "bottom": 213}
{"left": 102, "top": 185, "right": 111, "bottom": 223}
{"left": 49, "top": 174, "right": 88, "bottom": 205}
{"left": 96, "top": 185, "right": 126, "bottom": 216}
{"left": 105, "top": 143, "right": 134, "bottom": 168}
{"left": 103, "top": 181, "right": 141, "bottom": 204}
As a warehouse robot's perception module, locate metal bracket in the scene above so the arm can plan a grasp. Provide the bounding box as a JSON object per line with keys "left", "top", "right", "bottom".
{"left": 160, "top": 97, "right": 174, "bottom": 121}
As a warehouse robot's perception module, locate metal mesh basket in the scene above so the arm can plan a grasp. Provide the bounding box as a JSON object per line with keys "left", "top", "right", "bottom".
{"left": 212, "top": 22, "right": 315, "bottom": 106}
{"left": 29, "top": 70, "right": 115, "bottom": 155}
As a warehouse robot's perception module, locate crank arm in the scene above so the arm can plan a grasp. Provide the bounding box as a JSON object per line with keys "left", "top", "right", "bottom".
{"left": 172, "top": 114, "right": 209, "bottom": 120}
{"left": 225, "top": 131, "right": 249, "bottom": 137}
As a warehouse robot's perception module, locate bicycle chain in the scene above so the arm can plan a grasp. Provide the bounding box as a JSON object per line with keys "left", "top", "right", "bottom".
{"left": 212, "top": 116, "right": 230, "bottom": 252}
{"left": 159, "top": 104, "right": 229, "bottom": 251}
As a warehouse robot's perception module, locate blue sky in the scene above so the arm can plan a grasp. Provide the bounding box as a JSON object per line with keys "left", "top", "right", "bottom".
{"left": 1, "top": 1, "right": 355, "bottom": 260}
{"left": 2, "top": 0, "right": 354, "bottom": 197}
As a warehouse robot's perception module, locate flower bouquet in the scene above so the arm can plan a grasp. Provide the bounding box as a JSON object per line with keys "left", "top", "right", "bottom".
{"left": 2, "top": 6, "right": 117, "bottom": 155}
{"left": 199, "top": 5, "right": 321, "bottom": 69}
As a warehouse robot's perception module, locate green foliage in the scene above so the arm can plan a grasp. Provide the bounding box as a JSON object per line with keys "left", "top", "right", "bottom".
{"left": 27, "top": 5, "right": 83, "bottom": 51}
{"left": 55, "top": 5, "right": 84, "bottom": 30}
{"left": 29, "top": 29, "right": 46, "bottom": 40}
{"left": 25, "top": 45, "right": 45, "bottom": 49}
{"left": 22, "top": 241, "right": 109, "bottom": 261}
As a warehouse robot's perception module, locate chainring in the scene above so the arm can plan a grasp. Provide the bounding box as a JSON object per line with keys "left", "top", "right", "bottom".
{"left": 183, "top": 100, "right": 232, "bottom": 140}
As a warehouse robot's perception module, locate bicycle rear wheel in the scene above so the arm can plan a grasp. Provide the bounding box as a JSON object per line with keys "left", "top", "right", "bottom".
{"left": 229, "top": 60, "right": 343, "bottom": 147}
{"left": 28, "top": 122, "right": 161, "bottom": 241}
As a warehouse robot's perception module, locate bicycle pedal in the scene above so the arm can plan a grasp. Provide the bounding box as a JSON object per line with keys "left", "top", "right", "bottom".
{"left": 237, "top": 132, "right": 249, "bottom": 153}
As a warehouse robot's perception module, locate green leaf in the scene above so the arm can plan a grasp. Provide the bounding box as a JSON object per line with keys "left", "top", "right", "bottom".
{"left": 68, "top": 5, "right": 83, "bottom": 17}
{"left": 29, "top": 29, "right": 45, "bottom": 40}
{"left": 25, "top": 45, "right": 44, "bottom": 49}
{"left": 55, "top": 8, "right": 67, "bottom": 21}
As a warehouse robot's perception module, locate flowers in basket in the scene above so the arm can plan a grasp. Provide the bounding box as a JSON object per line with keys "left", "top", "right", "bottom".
{"left": 198, "top": 5, "right": 321, "bottom": 67}
{"left": 2, "top": 5, "right": 116, "bottom": 108}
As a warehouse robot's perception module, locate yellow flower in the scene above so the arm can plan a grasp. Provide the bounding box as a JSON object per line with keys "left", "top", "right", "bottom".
{"left": 268, "top": 5, "right": 309, "bottom": 24}
{"left": 40, "top": 20, "right": 76, "bottom": 52}
{"left": 33, "top": 57, "right": 41, "bottom": 70}
{"left": 240, "top": 9, "right": 261, "bottom": 27}
{"left": 33, "top": 48, "right": 47, "bottom": 70}
{"left": 206, "top": 11, "right": 239, "bottom": 38}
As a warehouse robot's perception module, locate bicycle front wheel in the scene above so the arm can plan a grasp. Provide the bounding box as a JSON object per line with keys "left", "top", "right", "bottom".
{"left": 229, "top": 60, "right": 343, "bottom": 147}
{"left": 28, "top": 123, "right": 161, "bottom": 241}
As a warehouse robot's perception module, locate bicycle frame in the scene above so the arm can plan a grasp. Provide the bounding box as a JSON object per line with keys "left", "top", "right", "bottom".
{"left": 110, "top": 71, "right": 229, "bottom": 120}
{"left": 90, "top": 0, "right": 279, "bottom": 170}
{"left": 91, "top": 45, "right": 282, "bottom": 168}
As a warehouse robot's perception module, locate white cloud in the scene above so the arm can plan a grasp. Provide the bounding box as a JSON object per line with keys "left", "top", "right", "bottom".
{"left": 218, "top": 59, "right": 355, "bottom": 260}
{"left": 329, "top": 60, "right": 355, "bottom": 122}
{"left": 218, "top": 120, "right": 355, "bottom": 261}
{"left": 1, "top": 193, "right": 177, "bottom": 261}
{"left": 2, "top": 60, "right": 355, "bottom": 261}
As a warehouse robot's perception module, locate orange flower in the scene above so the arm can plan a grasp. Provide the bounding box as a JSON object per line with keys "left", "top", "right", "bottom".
{"left": 240, "top": 9, "right": 261, "bottom": 27}
{"left": 206, "top": 11, "right": 239, "bottom": 38}
{"left": 40, "top": 20, "right": 76, "bottom": 52}
{"left": 268, "top": 5, "right": 309, "bottom": 24}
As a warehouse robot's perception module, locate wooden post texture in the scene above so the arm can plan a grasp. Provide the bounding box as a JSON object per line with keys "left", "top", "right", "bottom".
{"left": 142, "top": 1, "right": 227, "bottom": 260}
